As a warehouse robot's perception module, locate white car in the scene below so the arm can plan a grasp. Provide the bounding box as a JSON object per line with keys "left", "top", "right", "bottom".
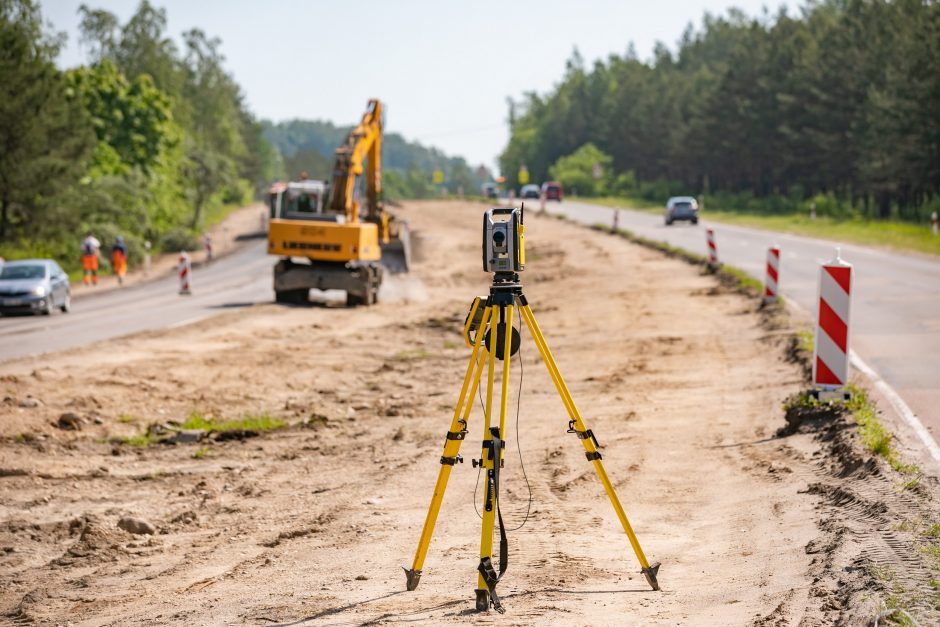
{"left": 664, "top": 196, "right": 699, "bottom": 226}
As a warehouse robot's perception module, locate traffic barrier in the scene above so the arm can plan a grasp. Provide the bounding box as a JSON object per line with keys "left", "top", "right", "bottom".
{"left": 539, "top": 192, "right": 546, "bottom": 215}
{"left": 612, "top": 209, "right": 620, "bottom": 232}
{"left": 178, "top": 251, "right": 192, "bottom": 295}
{"left": 932, "top": 211, "right": 938, "bottom": 236}
{"left": 764, "top": 245, "right": 780, "bottom": 304}
{"left": 706, "top": 228, "right": 718, "bottom": 267}
{"left": 812, "top": 250, "right": 853, "bottom": 399}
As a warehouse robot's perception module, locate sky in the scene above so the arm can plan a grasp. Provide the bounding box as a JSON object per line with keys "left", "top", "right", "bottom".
{"left": 43, "top": 0, "right": 795, "bottom": 172}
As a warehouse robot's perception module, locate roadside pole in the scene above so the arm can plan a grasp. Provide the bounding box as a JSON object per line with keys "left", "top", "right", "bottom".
{"left": 812, "top": 249, "right": 853, "bottom": 401}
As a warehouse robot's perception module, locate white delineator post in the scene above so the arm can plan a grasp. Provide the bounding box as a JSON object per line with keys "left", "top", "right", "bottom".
{"left": 178, "top": 251, "right": 192, "bottom": 295}
{"left": 706, "top": 228, "right": 718, "bottom": 268}
{"left": 812, "top": 250, "right": 853, "bottom": 399}
{"left": 539, "top": 191, "right": 546, "bottom": 215}
{"left": 932, "top": 211, "right": 938, "bottom": 236}
{"left": 612, "top": 209, "right": 620, "bottom": 232}
{"left": 764, "top": 245, "right": 780, "bottom": 304}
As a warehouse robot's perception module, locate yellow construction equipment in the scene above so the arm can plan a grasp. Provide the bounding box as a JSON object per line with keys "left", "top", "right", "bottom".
{"left": 267, "top": 99, "right": 410, "bottom": 305}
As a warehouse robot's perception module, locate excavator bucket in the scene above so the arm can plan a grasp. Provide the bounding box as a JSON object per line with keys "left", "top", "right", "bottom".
{"left": 381, "top": 220, "right": 411, "bottom": 274}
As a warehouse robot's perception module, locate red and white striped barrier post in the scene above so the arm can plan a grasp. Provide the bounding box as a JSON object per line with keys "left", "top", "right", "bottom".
{"left": 812, "top": 250, "right": 853, "bottom": 400}
{"left": 539, "top": 192, "right": 546, "bottom": 215}
{"left": 764, "top": 245, "right": 780, "bottom": 304}
{"left": 932, "top": 211, "right": 938, "bottom": 236}
{"left": 612, "top": 209, "right": 620, "bottom": 232}
{"left": 178, "top": 251, "right": 192, "bottom": 295}
{"left": 706, "top": 228, "right": 718, "bottom": 269}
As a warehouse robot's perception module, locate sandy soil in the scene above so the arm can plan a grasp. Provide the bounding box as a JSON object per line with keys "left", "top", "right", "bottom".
{"left": 1, "top": 201, "right": 937, "bottom": 625}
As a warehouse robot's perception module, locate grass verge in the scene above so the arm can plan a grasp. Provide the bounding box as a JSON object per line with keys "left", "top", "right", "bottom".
{"left": 582, "top": 194, "right": 940, "bottom": 257}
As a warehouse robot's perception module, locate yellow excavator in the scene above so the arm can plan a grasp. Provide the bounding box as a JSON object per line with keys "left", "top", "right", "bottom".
{"left": 267, "top": 99, "right": 410, "bottom": 305}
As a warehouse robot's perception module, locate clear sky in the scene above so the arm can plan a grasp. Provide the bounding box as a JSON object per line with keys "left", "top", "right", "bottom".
{"left": 43, "top": 0, "right": 793, "bottom": 172}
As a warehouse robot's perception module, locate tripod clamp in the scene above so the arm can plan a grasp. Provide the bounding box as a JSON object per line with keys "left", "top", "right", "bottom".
{"left": 567, "top": 420, "right": 603, "bottom": 461}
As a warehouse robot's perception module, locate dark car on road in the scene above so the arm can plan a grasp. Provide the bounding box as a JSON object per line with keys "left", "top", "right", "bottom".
{"left": 664, "top": 196, "right": 699, "bottom": 225}
{"left": 482, "top": 182, "right": 499, "bottom": 199}
{"left": 0, "top": 259, "right": 71, "bottom": 315}
{"left": 541, "top": 181, "right": 564, "bottom": 201}
{"left": 520, "top": 184, "right": 541, "bottom": 199}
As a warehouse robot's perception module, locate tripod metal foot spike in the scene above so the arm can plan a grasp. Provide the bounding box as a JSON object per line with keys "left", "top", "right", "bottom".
{"left": 403, "top": 567, "right": 421, "bottom": 591}
{"left": 641, "top": 562, "right": 661, "bottom": 591}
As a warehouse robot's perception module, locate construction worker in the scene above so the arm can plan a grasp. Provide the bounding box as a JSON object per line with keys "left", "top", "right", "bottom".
{"left": 81, "top": 233, "right": 101, "bottom": 285}
{"left": 111, "top": 236, "right": 128, "bottom": 285}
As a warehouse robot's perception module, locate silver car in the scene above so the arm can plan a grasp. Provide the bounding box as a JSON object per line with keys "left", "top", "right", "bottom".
{"left": 665, "top": 196, "right": 700, "bottom": 226}
{"left": 0, "top": 259, "right": 71, "bottom": 315}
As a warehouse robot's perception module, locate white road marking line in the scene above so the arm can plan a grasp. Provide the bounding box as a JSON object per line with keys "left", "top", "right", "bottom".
{"left": 168, "top": 314, "right": 210, "bottom": 329}
{"left": 849, "top": 350, "right": 940, "bottom": 471}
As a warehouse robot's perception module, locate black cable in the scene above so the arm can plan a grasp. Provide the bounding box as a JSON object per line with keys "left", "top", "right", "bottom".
{"left": 471, "top": 307, "right": 533, "bottom": 530}
{"left": 505, "top": 304, "right": 533, "bottom": 531}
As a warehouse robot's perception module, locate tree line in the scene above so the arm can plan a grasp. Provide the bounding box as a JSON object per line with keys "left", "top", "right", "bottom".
{"left": 263, "top": 119, "right": 490, "bottom": 201}
{"left": 0, "top": 0, "right": 278, "bottom": 271}
{"left": 500, "top": 0, "right": 940, "bottom": 221}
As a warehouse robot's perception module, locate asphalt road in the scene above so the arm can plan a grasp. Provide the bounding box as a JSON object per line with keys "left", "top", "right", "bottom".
{"left": 539, "top": 199, "right": 940, "bottom": 456}
{"left": 0, "top": 240, "right": 274, "bottom": 361}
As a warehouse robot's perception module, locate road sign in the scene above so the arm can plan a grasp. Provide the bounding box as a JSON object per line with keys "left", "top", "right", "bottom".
{"left": 518, "top": 165, "right": 529, "bottom": 185}
{"left": 433, "top": 169, "right": 443, "bottom": 184}
{"left": 592, "top": 162, "right": 603, "bottom": 181}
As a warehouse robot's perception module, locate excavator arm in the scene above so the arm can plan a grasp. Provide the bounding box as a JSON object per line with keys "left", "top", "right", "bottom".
{"left": 328, "top": 99, "right": 384, "bottom": 234}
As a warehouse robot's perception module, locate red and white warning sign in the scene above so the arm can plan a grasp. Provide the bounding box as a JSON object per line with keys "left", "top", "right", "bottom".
{"left": 813, "top": 251, "right": 852, "bottom": 392}
{"left": 706, "top": 228, "right": 718, "bottom": 267}
{"left": 764, "top": 245, "right": 780, "bottom": 303}
{"left": 178, "top": 252, "right": 192, "bottom": 296}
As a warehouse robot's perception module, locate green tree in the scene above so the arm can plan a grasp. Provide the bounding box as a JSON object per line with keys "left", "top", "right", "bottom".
{"left": 548, "top": 143, "right": 612, "bottom": 197}
{"left": 66, "top": 59, "right": 177, "bottom": 176}
{"left": 0, "top": 0, "right": 94, "bottom": 239}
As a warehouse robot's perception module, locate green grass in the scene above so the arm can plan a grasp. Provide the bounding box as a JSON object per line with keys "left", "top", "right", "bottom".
{"left": 580, "top": 194, "right": 940, "bottom": 257}
{"left": 119, "top": 432, "right": 162, "bottom": 448}
{"left": 181, "top": 412, "right": 286, "bottom": 433}
{"left": 192, "top": 446, "right": 210, "bottom": 459}
{"left": 118, "top": 413, "right": 136, "bottom": 424}
{"left": 797, "top": 330, "right": 815, "bottom": 354}
{"left": 392, "top": 349, "right": 433, "bottom": 361}
{"left": 846, "top": 385, "right": 920, "bottom": 475}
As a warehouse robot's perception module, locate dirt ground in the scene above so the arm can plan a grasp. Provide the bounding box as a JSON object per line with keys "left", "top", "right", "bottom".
{"left": 1, "top": 201, "right": 937, "bottom": 625}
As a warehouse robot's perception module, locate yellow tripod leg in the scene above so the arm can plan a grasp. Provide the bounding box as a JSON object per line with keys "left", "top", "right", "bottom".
{"left": 520, "top": 303, "right": 660, "bottom": 591}
{"left": 476, "top": 306, "right": 499, "bottom": 600}
{"left": 476, "top": 304, "right": 515, "bottom": 611}
{"left": 404, "top": 306, "right": 492, "bottom": 591}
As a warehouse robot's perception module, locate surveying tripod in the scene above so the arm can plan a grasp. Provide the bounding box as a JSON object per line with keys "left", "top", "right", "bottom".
{"left": 403, "top": 270, "right": 660, "bottom": 613}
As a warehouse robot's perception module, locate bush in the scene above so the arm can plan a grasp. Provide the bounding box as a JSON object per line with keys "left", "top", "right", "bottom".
{"left": 160, "top": 228, "right": 199, "bottom": 253}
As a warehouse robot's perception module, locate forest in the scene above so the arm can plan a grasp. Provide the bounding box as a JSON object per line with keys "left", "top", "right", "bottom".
{"left": 0, "top": 0, "right": 474, "bottom": 274}
{"left": 500, "top": 0, "right": 940, "bottom": 222}
{"left": 0, "top": 0, "right": 282, "bottom": 270}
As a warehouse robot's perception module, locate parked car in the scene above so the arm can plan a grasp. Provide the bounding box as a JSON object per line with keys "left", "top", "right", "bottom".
{"left": 541, "top": 181, "right": 564, "bottom": 201}
{"left": 482, "top": 182, "right": 499, "bottom": 199}
{"left": 0, "top": 259, "right": 71, "bottom": 316}
{"left": 520, "top": 184, "right": 541, "bottom": 199}
{"left": 664, "top": 196, "right": 699, "bottom": 225}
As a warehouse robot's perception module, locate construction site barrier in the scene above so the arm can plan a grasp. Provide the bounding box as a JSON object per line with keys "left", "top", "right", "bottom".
{"left": 813, "top": 251, "right": 853, "bottom": 397}
{"left": 178, "top": 252, "right": 192, "bottom": 295}
{"left": 764, "top": 245, "right": 780, "bottom": 304}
